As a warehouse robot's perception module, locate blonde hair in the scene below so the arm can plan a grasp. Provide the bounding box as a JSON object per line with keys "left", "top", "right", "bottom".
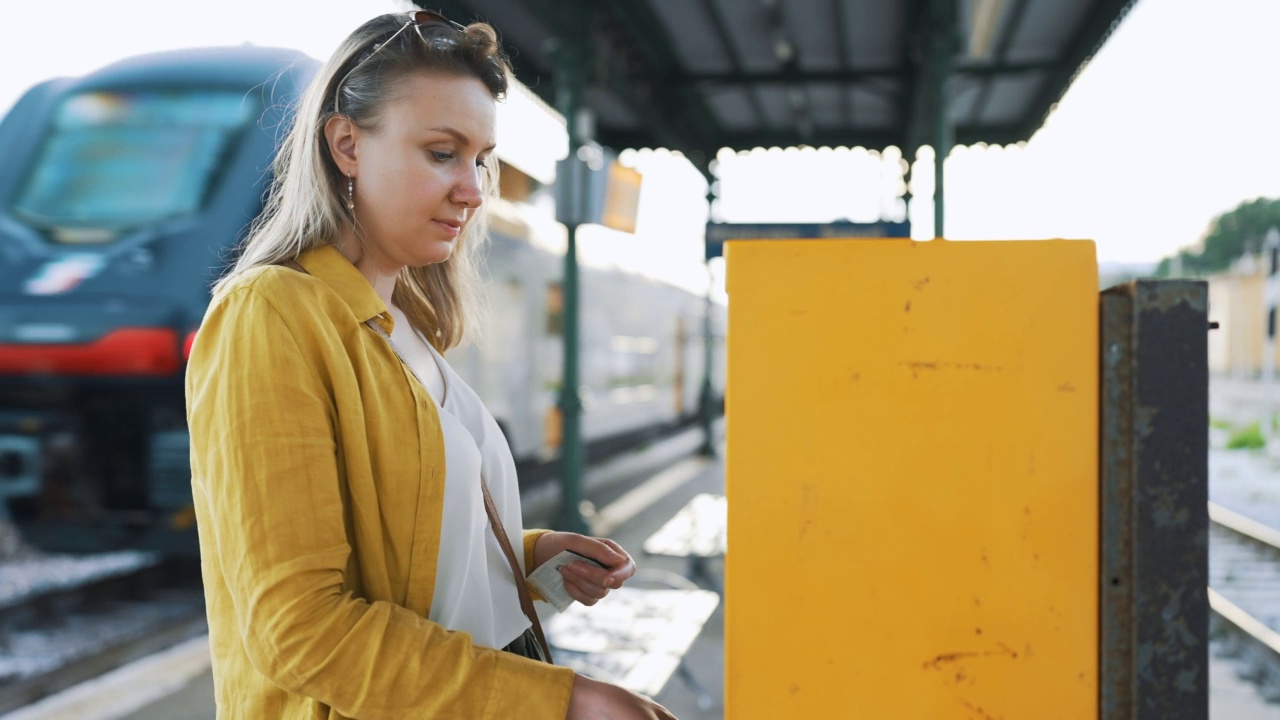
{"left": 218, "top": 13, "right": 511, "bottom": 350}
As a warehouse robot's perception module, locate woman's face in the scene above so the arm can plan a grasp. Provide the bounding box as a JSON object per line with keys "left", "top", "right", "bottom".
{"left": 348, "top": 72, "right": 496, "bottom": 269}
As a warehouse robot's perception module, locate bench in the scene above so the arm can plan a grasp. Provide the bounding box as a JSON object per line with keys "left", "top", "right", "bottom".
{"left": 642, "top": 494, "right": 726, "bottom": 594}
{"left": 546, "top": 580, "right": 720, "bottom": 709}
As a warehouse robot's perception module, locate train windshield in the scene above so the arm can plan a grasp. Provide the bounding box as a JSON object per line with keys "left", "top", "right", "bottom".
{"left": 12, "top": 90, "right": 256, "bottom": 241}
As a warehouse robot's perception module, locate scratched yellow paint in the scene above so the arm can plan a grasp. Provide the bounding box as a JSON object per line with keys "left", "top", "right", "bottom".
{"left": 724, "top": 238, "right": 1098, "bottom": 719}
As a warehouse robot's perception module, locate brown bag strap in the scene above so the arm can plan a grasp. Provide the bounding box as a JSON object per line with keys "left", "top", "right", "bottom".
{"left": 481, "top": 478, "right": 554, "bottom": 663}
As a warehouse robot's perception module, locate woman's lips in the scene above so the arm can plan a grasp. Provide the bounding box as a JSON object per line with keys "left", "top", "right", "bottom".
{"left": 433, "top": 219, "right": 461, "bottom": 237}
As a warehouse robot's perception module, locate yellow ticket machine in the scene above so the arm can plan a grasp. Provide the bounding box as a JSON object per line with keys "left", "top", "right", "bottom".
{"left": 725, "top": 238, "right": 1099, "bottom": 718}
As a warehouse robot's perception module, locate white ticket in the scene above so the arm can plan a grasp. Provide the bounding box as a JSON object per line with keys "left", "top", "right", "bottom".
{"left": 528, "top": 550, "right": 608, "bottom": 612}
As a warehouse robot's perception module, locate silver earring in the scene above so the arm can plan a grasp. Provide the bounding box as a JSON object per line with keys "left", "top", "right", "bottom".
{"left": 346, "top": 173, "right": 355, "bottom": 211}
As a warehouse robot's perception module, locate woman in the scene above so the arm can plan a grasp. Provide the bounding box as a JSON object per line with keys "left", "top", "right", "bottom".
{"left": 187, "top": 11, "right": 678, "bottom": 720}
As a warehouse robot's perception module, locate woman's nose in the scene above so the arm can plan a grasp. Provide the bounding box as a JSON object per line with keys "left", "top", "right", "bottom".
{"left": 452, "top": 165, "right": 484, "bottom": 209}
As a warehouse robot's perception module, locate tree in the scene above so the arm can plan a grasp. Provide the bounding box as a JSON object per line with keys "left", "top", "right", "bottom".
{"left": 1156, "top": 197, "right": 1280, "bottom": 277}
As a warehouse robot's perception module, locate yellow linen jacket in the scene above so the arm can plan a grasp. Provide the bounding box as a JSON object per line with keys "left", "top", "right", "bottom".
{"left": 186, "top": 245, "right": 575, "bottom": 719}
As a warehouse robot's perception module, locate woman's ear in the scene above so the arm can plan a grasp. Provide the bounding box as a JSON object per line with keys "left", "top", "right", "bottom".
{"left": 323, "top": 115, "right": 359, "bottom": 174}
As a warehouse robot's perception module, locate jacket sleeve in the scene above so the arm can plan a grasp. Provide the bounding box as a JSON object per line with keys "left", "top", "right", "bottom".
{"left": 187, "top": 286, "right": 575, "bottom": 720}
{"left": 523, "top": 529, "right": 554, "bottom": 603}
{"left": 523, "top": 528, "right": 553, "bottom": 574}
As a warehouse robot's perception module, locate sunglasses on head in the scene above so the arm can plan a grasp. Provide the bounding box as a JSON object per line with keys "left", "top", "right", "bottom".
{"left": 334, "top": 10, "right": 468, "bottom": 114}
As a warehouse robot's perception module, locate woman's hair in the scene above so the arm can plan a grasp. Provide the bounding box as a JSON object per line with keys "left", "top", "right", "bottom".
{"left": 218, "top": 13, "right": 511, "bottom": 350}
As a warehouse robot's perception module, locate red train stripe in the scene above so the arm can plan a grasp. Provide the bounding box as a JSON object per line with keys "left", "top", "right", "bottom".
{"left": 0, "top": 328, "right": 182, "bottom": 376}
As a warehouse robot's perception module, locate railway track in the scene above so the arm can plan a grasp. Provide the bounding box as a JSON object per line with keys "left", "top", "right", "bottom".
{"left": 1208, "top": 501, "right": 1280, "bottom": 702}
{"left": 0, "top": 549, "right": 205, "bottom": 715}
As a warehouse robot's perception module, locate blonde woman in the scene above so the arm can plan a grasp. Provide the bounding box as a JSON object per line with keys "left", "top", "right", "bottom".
{"left": 187, "top": 11, "right": 677, "bottom": 720}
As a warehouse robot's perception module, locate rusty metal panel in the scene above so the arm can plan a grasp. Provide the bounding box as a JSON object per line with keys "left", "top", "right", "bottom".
{"left": 1100, "top": 280, "right": 1209, "bottom": 719}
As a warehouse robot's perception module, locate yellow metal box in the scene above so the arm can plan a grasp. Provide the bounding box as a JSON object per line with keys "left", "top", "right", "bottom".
{"left": 725, "top": 238, "right": 1098, "bottom": 719}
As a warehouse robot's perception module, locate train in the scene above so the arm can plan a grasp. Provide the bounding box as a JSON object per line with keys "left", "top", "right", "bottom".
{"left": 0, "top": 46, "right": 724, "bottom": 554}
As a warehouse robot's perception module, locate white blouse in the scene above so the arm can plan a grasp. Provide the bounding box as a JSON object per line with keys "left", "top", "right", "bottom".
{"left": 418, "top": 338, "right": 531, "bottom": 649}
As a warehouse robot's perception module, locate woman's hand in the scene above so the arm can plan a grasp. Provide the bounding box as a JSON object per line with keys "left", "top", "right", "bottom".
{"left": 533, "top": 531, "right": 636, "bottom": 606}
{"left": 566, "top": 674, "right": 678, "bottom": 720}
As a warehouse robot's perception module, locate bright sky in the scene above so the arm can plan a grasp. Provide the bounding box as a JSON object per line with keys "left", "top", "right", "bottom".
{"left": 2, "top": 0, "right": 1277, "bottom": 294}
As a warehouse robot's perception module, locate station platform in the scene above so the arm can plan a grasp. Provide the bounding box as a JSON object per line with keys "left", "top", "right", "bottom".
{"left": 4, "top": 430, "right": 728, "bottom": 720}
{"left": 5, "top": 414, "right": 1278, "bottom": 719}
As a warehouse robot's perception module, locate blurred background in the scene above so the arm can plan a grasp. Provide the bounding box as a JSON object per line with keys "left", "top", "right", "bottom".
{"left": 0, "top": 0, "right": 1279, "bottom": 718}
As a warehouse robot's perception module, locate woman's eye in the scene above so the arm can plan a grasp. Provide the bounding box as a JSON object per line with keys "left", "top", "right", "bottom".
{"left": 475, "top": 157, "right": 487, "bottom": 168}
{"left": 430, "top": 150, "right": 453, "bottom": 162}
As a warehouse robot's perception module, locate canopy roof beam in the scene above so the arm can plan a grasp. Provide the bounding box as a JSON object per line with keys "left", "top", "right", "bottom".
{"left": 830, "top": 0, "right": 852, "bottom": 127}
{"left": 422, "top": 0, "right": 1137, "bottom": 160}
{"left": 968, "top": 0, "right": 1031, "bottom": 125}
{"left": 699, "top": 0, "right": 769, "bottom": 129}
{"left": 687, "top": 60, "right": 1054, "bottom": 85}
{"left": 434, "top": 0, "right": 722, "bottom": 170}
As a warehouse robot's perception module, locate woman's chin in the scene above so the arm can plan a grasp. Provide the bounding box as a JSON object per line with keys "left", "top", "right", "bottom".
{"left": 410, "top": 242, "right": 455, "bottom": 267}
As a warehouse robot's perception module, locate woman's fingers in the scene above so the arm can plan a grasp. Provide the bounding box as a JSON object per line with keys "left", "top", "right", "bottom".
{"left": 580, "top": 537, "right": 636, "bottom": 589}
{"left": 603, "top": 554, "right": 637, "bottom": 588}
{"left": 564, "top": 534, "right": 627, "bottom": 567}
{"left": 560, "top": 562, "right": 612, "bottom": 604}
{"left": 555, "top": 534, "right": 643, "bottom": 604}
{"left": 595, "top": 537, "right": 631, "bottom": 566}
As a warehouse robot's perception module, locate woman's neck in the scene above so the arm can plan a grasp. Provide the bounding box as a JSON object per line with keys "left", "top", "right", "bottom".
{"left": 334, "top": 232, "right": 398, "bottom": 307}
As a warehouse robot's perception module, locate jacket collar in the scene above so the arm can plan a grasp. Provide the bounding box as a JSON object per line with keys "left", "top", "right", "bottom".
{"left": 296, "top": 244, "right": 392, "bottom": 331}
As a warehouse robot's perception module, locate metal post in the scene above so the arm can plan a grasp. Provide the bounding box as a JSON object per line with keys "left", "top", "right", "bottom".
{"left": 1263, "top": 227, "right": 1279, "bottom": 384}
{"left": 932, "top": 108, "right": 950, "bottom": 239}
{"left": 553, "top": 5, "right": 590, "bottom": 534}
{"left": 699, "top": 263, "right": 717, "bottom": 457}
{"left": 697, "top": 182, "right": 719, "bottom": 457}
{"left": 930, "top": 0, "right": 955, "bottom": 239}
{"left": 1100, "top": 280, "right": 1209, "bottom": 719}
{"left": 902, "top": 150, "right": 914, "bottom": 227}
{"left": 1264, "top": 228, "right": 1280, "bottom": 439}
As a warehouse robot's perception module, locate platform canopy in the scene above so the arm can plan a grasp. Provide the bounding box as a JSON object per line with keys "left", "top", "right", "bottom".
{"left": 422, "top": 0, "right": 1137, "bottom": 171}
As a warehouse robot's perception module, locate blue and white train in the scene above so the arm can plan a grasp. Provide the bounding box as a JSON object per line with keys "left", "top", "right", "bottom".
{"left": 0, "top": 46, "right": 723, "bottom": 553}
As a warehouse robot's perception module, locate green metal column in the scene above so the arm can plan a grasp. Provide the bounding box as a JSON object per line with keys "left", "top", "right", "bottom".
{"left": 699, "top": 263, "right": 717, "bottom": 456}
{"left": 554, "top": 2, "right": 590, "bottom": 534}
{"left": 932, "top": 88, "right": 951, "bottom": 239}
{"left": 902, "top": 149, "right": 914, "bottom": 229}
{"left": 931, "top": 0, "right": 956, "bottom": 239}
{"left": 699, "top": 181, "right": 719, "bottom": 457}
